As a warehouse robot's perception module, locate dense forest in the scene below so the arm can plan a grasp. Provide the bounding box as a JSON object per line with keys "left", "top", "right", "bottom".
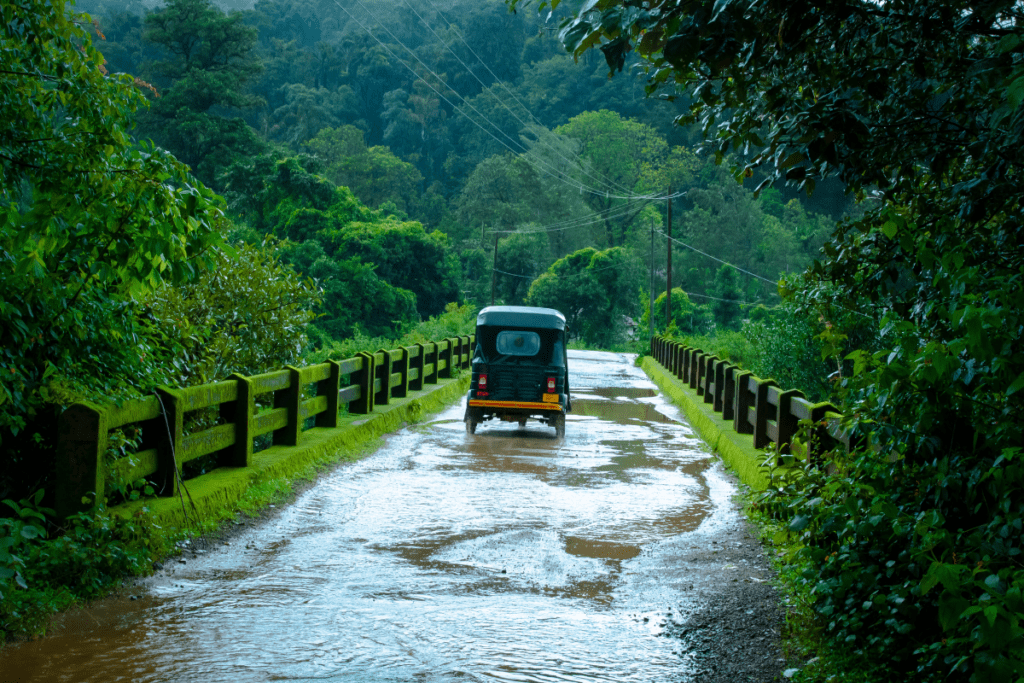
{"left": 1, "top": 0, "right": 846, "bottom": 494}
{"left": 5, "top": 0, "right": 1022, "bottom": 680}
{"left": 73, "top": 0, "right": 845, "bottom": 342}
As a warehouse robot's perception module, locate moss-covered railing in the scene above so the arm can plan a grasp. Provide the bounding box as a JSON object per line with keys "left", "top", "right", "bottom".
{"left": 55, "top": 335, "right": 474, "bottom": 519}
{"left": 650, "top": 335, "right": 856, "bottom": 460}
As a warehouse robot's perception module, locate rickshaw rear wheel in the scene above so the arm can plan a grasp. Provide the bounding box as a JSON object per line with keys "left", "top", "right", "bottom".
{"left": 465, "top": 407, "right": 480, "bottom": 434}
{"left": 554, "top": 413, "right": 565, "bottom": 439}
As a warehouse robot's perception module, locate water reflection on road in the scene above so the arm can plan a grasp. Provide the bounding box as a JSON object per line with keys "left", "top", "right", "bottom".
{"left": 3, "top": 351, "right": 740, "bottom": 683}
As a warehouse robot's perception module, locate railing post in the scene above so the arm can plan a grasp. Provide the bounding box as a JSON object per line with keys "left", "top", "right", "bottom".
{"left": 392, "top": 348, "right": 410, "bottom": 399}
{"left": 316, "top": 361, "right": 341, "bottom": 428}
{"left": 425, "top": 343, "right": 438, "bottom": 384}
{"left": 375, "top": 349, "right": 391, "bottom": 406}
{"left": 349, "top": 352, "right": 375, "bottom": 414}
{"left": 733, "top": 370, "right": 754, "bottom": 434}
{"left": 776, "top": 389, "right": 806, "bottom": 453}
{"left": 439, "top": 339, "right": 452, "bottom": 379}
{"left": 689, "top": 350, "right": 701, "bottom": 389}
{"left": 154, "top": 387, "right": 183, "bottom": 497}
{"left": 712, "top": 361, "right": 727, "bottom": 413}
{"left": 56, "top": 402, "right": 107, "bottom": 518}
{"left": 753, "top": 378, "right": 780, "bottom": 449}
{"left": 274, "top": 366, "right": 302, "bottom": 447}
{"left": 703, "top": 356, "right": 719, "bottom": 405}
{"left": 224, "top": 373, "right": 254, "bottom": 466}
{"left": 410, "top": 343, "right": 425, "bottom": 391}
{"left": 693, "top": 352, "right": 705, "bottom": 393}
{"left": 721, "top": 365, "right": 736, "bottom": 421}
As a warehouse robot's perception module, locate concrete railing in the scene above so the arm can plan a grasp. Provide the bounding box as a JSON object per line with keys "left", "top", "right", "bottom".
{"left": 55, "top": 335, "right": 474, "bottom": 519}
{"left": 650, "top": 335, "right": 855, "bottom": 460}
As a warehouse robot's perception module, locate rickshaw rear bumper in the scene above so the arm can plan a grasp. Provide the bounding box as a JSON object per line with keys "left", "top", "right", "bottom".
{"left": 467, "top": 399, "right": 565, "bottom": 414}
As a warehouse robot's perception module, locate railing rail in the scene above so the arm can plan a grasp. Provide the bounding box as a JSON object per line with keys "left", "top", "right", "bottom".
{"left": 649, "top": 335, "right": 854, "bottom": 460}
{"left": 55, "top": 335, "right": 474, "bottom": 519}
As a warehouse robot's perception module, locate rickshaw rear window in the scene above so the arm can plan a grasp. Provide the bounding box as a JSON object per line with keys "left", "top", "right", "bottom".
{"left": 496, "top": 331, "right": 541, "bottom": 356}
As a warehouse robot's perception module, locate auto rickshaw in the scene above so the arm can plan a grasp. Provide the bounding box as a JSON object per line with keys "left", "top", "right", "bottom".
{"left": 464, "top": 305, "right": 571, "bottom": 437}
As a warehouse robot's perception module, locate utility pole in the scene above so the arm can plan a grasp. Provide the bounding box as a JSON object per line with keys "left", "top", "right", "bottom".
{"left": 665, "top": 186, "right": 673, "bottom": 330}
{"left": 491, "top": 232, "right": 499, "bottom": 306}
{"left": 649, "top": 217, "right": 655, "bottom": 341}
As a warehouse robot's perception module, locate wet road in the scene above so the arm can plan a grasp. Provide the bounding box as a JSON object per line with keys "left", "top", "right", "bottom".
{"left": 2, "top": 351, "right": 770, "bottom": 683}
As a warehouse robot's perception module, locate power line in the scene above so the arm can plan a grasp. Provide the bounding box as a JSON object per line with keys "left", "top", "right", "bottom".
{"left": 491, "top": 264, "right": 618, "bottom": 282}
{"left": 335, "top": 0, "right": 683, "bottom": 202}
{"left": 486, "top": 202, "right": 643, "bottom": 235}
{"left": 409, "top": 0, "right": 637, "bottom": 197}
{"left": 655, "top": 228, "right": 778, "bottom": 285}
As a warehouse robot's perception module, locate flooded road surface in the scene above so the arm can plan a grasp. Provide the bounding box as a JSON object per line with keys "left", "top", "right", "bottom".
{"left": 2, "top": 351, "right": 776, "bottom": 682}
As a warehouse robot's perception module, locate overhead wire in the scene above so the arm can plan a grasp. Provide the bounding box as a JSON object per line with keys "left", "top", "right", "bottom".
{"left": 336, "top": 0, "right": 683, "bottom": 201}
{"left": 340, "top": 0, "right": 611, "bottom": 197}
{"left": 493, "top": 261, "right": 624, "bottom": 280}
{"left": 655, "top": 228, "right": 778, "bottom": 286}
{"left": 408, "top": 0, "right": 638, "bottom": 197}
{"left": 486, "top": 202, "right": 644, "bottom": 235}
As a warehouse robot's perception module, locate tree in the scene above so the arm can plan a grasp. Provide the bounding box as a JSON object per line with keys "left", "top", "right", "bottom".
{"left": 141, "top": 0, "right": 267, "bottom": 187}
{"left": 525, "top": 246, "right": 640, "bottom": 346}
{"left": 269, "top": 84, "right": 357, "bottom": 147}
{"left": 304, "top": 126, "right": 424, "bottom": 213}
{"left": 1, "top": 0, "right": 223, "bottom": 494}
{"left": 525, "top": 0, "right": 1024, "bottom": 678}
{"left": 324, "top": 219, "right": 461, "bottom": 320}
{"left": 711, "top": 265, "right": 742, "bottom": 331}
{"left": 554, "top": 110, "right": 669, "bottom": 247}
{"left": 142, "top": 240, "right": 321, "bottom": 387}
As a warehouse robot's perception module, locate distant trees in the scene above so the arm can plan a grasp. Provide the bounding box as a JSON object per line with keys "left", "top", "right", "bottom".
{"left": 226, "top": 155, "right": 460, "bottom": 338}
{"left": 526, "top": 246, "right": 641, "bottom": 346}
{"left": 304, "top": 126, "right": 424, "bottom": 214}
{"left": 140, "top": 0, "right": 268, "bottom": 187}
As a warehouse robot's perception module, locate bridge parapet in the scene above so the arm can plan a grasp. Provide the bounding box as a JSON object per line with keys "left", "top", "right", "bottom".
{"left": 650, "top": 336, "right": 852, "bottom": 463}
{"left": 55, "top": 335, "right": 474, "bottom": 519}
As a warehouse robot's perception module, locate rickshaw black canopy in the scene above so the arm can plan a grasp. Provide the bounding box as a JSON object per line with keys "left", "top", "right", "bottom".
{"left": 475, "top": 306, "right": 566, "bottom": 331}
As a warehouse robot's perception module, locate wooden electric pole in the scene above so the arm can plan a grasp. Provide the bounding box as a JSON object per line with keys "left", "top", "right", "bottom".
{"left": 649, "top": 217, "right": 655, "bottom": 341}
{"left": 665, "top": 187, "right": 673, "bottom": 330}
{"left": 491, "top": 232, "right": 499, "bottom": 306}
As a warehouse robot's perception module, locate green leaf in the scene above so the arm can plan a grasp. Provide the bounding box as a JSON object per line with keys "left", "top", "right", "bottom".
{"left": 789, "top": 514, "right": 811, "bottom": 532}
{"left": 1007, "top": 75, "right": 1024, "bottom": 110}
{"left": 938, "top": 596, "right": 970, "bottom": 631}
{"left": 1006, "top": 371, "right": 1024, "bottom": 396}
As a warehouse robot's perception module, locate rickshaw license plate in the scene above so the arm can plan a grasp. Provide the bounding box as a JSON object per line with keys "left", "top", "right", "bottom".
{"left": 542, "top": 394, "right": 559, "bottom": 403}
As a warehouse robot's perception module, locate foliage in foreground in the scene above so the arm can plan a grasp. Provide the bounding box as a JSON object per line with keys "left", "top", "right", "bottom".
{"left": 0, "top": 493, "right": 168, "bottom": 645}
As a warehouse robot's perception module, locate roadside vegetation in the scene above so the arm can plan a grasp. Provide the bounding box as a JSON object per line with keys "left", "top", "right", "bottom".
{"left": 537, "top": 0, "right": 1024, "bottom": 680}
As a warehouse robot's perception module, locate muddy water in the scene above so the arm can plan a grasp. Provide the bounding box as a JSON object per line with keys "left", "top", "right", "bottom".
{"left": 2, "top": 351, "right": 744, "bottom": 683}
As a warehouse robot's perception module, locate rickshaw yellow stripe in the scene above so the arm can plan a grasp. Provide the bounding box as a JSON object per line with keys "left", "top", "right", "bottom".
{"left": 468, "top": 400, "right": 563, "bottom": 412}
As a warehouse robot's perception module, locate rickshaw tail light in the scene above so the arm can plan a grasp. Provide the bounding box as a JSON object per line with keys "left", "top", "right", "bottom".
{"left": 478, "top": 374, "right": 487, "bottom": 388}
{"left": 547, "top": 377, "right": 556, "bottom": 392}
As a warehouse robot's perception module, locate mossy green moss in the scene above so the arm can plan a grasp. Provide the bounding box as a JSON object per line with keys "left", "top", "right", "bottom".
{"left": 113, "top": 375, "right": 470, "bottom": 532}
